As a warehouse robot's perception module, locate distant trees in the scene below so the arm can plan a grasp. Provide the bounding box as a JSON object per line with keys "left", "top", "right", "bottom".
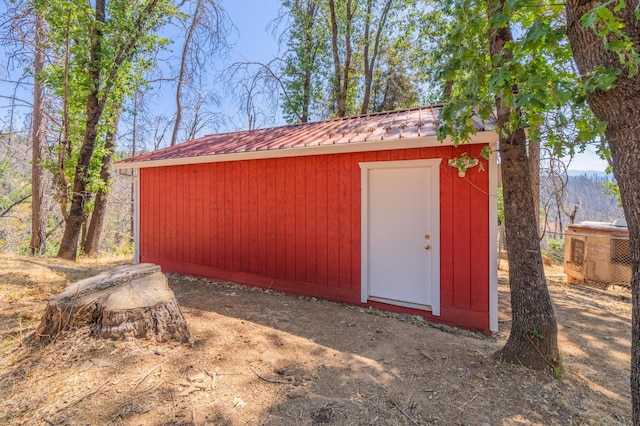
{"left": 236, "top": 0, "right": 422, "bottom": 124}
{"left": 280, "top": 0, "right": 325, "bottom": 123}
{"left": 0, "top": 0, "right": 232, "bottom": 257}
{"left": 540, "top": 166, "right": 623, "bottom": 240}
{"left": 170, "top": 0, "right": 229, "bottom": 146}
{"left": 36, "top": 0, "right": 177, "bottom": 260}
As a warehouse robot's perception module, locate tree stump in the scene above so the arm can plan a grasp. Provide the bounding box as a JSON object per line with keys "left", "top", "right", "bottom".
{"left": 35, "top": 263, "right": 191, "bottom": 343}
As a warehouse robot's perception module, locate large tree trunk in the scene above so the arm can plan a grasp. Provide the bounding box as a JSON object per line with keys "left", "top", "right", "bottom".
{"left": 83, "top": 111, "right": 121, "bottom": 256}
{"left": 36, "top": 263, "right": 191, "bottom": 343}
{"left": 565, "top": 1, "right": 640, "bottom": 420}
{"left": 488, "top": 0, "right": 558, "bottom": 370}
{"left": 495, "top": 128, "right": 559, "bottom": 368}
{"left": 57, "top": 0, "right": 106, "bottom": 260}
{"left": 528, "top": 136, "right": 540, "bottom": 231}
{"left": 30, "top": 9, "right": 47, "bottom": 256}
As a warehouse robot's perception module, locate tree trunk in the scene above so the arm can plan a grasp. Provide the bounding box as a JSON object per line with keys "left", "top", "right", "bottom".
{"left": 565, "top": 1, "right": 640, "bottom": 420}
{"left": 487, "top": 0, "right": 558, "bottom": 370}
{"left": 328, "top": 0, "right": 344, "bottom": 117}
{"left": 83, "top": 111, "right": 121, "bottom": 256}
{"left": 360, "top": 0, "right": 392, "bottom": 115}
{"left": 341, "top": 0, "right": 353, "bottom": 117}
{"left": 494, "top": 128, "right": 559, "bottom": 368}
{"left": 361, "top": 0, "right": 373, "bottom": 115}
{"left": 35, "top": 263, "right": 191, "bottom": 343}
{"left": 528, "top": 136, "right": 540, "bottom": 232}
{"left": 30, "top": 9, "right": 46, "bottom": 256}
{"left": 170, "top": 0, "right": 200, "bottom": 147}
{"left": 57, "top": 0, "right": 106, "bottom": 260}
{"left": 328, "top": 0, "right": 353, "bottom": 117}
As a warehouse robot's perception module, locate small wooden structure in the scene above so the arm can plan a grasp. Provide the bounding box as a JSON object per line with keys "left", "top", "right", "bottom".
{"left": 564, "top": 220, "right": 631, "bottom": 288}
{"left": 36, "top": 263, "right": 191, "bottom": 342}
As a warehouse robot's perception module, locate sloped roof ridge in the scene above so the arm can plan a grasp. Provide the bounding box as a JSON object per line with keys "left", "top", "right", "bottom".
{"left": 200, "top": 104, "right": 446, "bottom": 139}
{"left": 117, "top": 104, "right": 493, "bottom": 166}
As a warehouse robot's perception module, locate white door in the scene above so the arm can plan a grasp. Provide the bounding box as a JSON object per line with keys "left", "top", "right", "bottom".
{"left": 361, "top": 159, "right": 440, "bottom": 313}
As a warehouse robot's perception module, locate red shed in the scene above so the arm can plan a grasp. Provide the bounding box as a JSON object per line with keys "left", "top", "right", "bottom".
{"left": 116, "top": 106, "right": 499, "bottom": 332}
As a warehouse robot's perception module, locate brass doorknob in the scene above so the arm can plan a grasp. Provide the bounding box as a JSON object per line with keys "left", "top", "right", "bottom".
{"left": 424, "top": 235, "right": 431, "bottom": 240}
{"left": 424, "top": 244, "right": 431, "bottom": 250}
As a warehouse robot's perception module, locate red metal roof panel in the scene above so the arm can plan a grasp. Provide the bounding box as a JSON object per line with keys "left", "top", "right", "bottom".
{"left": 118, "top": 105, "right": 488, "bottom": 165}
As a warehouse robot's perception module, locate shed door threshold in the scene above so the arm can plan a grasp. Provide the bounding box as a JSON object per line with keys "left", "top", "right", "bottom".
{"left": 367, "top": 296, "right": 432, "bottom": 312}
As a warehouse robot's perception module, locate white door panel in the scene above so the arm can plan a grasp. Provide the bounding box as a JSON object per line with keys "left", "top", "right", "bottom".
{"left": 361, "top": 159, "right": 440, "bottom": 314}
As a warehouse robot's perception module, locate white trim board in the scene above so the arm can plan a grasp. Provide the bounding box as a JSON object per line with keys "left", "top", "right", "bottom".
{"left": 360, "top": 159, "right": 441, "bottom": 316}
{"left": 488, "top": 143, "right": 499, "bottom": 332}
{"left": 115, "top": 132, "right": 498, "bottom": 170}
{"left": 133, "top": 170, "right": 140, "bottom": 263}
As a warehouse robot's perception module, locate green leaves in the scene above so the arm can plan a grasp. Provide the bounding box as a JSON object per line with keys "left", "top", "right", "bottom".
{"left": 421, "top": 0, "right": 605, "bottom": 157}
{"left": 582, "top": 65, "right": 621, "bottom": 92}
{"left": 34, "top": 0, "right": 177, "bottom": 216}
{"left": 580, "top": 0, "right": 639, "bottom": 77}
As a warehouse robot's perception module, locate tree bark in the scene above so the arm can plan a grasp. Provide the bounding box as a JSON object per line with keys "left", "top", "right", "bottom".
{"left": 170, "top": 0, "right": 201, "bottom": 147}
{"left": 30, "top": 9, "right": 46, "bottom": 255}
{"left": 57, "top": 0, "right": 106, "bottom": 260}
{"left": 487, "top": 0, "right": 559, "bottom": 370}
{"left": 83, "top": 110, "right": 122, "bottom": 256}
{"left": 328, "top": 0, "right": 354, "bottom": 117}
{"left": 565, "top": 0, "right": 640, "bottom": 420}
{"left": 328, "top": 0, "right": 343, "bottom": 117}
{"left": 528, "top": 136, "right": 540, "bottom": 232}
{"left": 300, "top": 1, "right": 319, "bottom": 123}
{"left": 36, "top": 263, "right": 191, "bottom": 343}
{"left": 57, "top": 0, "right": 162, "bottom": 259}
{"left": 360, "top": 0, "right": 392, "bottom": 115}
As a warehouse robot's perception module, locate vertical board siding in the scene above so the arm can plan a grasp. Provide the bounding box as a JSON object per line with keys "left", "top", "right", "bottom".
{"left": 468, "top": 145, "right": 490, "bottom": 313}
{"left": 434, "top": 147, "right": 454, "bottom": 307}
{"left": 315, "top": 156, "right": 328, "bottom": 286}
{"left": 139, "top": 144, "right": 492, "bottom": 330}
{"left": 295, "top": 157, "right": 307, "bottom": 282}
{"left": 338, "top": 154, "right": 352, "bottom": 288}
{"left": 305, "top": 156, "right": 318, "bottom": 285}
{"left": 452, "top": 152, "right": 472, "bottom": 311}
{"left": 326, "top": 155, "right": 341, "bottom": 287}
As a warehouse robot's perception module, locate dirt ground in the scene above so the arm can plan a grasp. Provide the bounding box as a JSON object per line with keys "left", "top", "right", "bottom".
{"left": 0, "top": 254, "right": 632, "bottom": 425}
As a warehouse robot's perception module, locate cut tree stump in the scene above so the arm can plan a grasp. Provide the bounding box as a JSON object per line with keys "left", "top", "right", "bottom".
{"left": 35, "top": 263, "right": 191, "bottom": 343}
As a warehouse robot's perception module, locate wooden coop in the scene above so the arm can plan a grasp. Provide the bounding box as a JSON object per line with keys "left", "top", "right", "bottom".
{"left": 564, "top": 220, "right": 631, "bottom": 289}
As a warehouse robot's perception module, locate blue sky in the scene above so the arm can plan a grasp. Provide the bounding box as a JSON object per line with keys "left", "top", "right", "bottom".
{"left": 223, "top": 0, "right": 282, "bottom": 63}
{"left": 220, "top": 1, "right": 608, "bottom": 171}
{"left": 0, "top": 0, "right": 608, "bottom": 171}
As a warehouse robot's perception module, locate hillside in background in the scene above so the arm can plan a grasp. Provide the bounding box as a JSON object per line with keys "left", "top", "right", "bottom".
{"left": 541, "top": 171, "right": 624, "bottom": 239}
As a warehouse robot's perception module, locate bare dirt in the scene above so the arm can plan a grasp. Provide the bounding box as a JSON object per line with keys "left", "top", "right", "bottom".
{"left": 0, "top": 254, "right": 632, "bottom": 425}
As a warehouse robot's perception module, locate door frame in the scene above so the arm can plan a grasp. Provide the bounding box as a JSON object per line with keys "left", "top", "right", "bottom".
{"left": 360, "top": 159, "right": 441, "bottom": 316}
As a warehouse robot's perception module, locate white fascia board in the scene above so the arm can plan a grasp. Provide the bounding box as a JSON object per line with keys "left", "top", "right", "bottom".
{"left": 114, "top": 131, "right": 499, "bottom": 170}
{"left": 488, "top": 142, "right": 499, "bottom": 332}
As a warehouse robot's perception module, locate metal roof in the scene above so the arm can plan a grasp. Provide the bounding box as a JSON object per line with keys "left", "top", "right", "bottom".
{"left": 567, "top": 220, "right": 629, "bottom": 236}
{"left": 117, "top": 105, "right": 490, "bottom": 167}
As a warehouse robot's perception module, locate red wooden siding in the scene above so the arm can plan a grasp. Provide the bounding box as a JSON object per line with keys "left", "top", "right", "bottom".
{"left": 139, "top": 145, "right": 491, "bottom": 331}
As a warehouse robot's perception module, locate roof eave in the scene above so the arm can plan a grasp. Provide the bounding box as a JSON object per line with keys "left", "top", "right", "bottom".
{"left": 115, "top": 131, "right": 498, "bottom": 170}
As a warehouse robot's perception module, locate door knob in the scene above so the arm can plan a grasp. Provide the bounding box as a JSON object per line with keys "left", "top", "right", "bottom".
{"left": 424, "top": 235, "right": 431, "bottom": 240}
{"left": 424, "top": 244, "right": 431, "bottom": 250}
